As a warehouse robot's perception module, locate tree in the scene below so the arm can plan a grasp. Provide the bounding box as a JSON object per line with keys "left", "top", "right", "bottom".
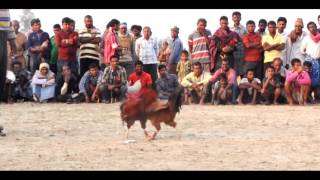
{"left": 20, "top": 9, "right": 35, "bottom": 33}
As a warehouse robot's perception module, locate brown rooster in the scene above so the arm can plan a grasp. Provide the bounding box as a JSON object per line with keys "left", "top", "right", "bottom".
{"left": 120, "top": 86, "right": 184, "bottom": 141}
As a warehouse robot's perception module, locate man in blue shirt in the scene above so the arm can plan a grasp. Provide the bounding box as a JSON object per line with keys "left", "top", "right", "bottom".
{"left": 27, "top": 18, "right": 51, "bottom": 74}
{"left": 156, "top": 64, "right": 179, "bottom": 100}
{"left": 168, "top": 26, "right": 183, "bottom": 75}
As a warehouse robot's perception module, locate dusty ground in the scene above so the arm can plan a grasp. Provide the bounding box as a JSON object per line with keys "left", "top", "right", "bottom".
{"left": 1, "top": 102, "right": 320, "bottom": 170}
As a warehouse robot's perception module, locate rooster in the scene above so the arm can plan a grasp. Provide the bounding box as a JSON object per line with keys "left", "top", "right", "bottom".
{"left": 120, "top": 84, "right": 184, "bottom": 141}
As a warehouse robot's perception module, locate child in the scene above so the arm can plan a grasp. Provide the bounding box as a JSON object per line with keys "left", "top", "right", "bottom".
{"left": 261, "top": 66, "right": 281, "bottom": 105}
{"left": 238, "top": 69, "right": 261, "bottom": 105}
{"left": 285, "top": 58, "right": 311, "bottom": 105}
{"left": 303, "top": 61, "right": 316, "bottom": 103}
{"left": 176, "top": 50, "right": 192, "bottom": 83}
{"left": 212, "top": 74, "right": 231, "bottom": 105}
{"left": 158, "top": 41, "right": 171, "bottom": 65}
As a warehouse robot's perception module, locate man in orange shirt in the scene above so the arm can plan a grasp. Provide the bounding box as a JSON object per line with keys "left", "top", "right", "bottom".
{"left": 242, "top": 20, "right": 263, "bottom": 79}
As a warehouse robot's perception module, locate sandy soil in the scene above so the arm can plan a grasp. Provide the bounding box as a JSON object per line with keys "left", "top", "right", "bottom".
{"left": 1, "top": 102, "right": 320, "bottom": 170}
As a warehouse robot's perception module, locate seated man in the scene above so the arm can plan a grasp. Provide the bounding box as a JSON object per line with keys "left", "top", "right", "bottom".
{"left": 96, "top": 55, "right": 127, "bottom": 103}
{"left": 55, "top": 64, "right": 79, "bottom": 103}
{"left": 156, "top": 64, "right": 179, "bottom": 100}
{"left": 211, "top": 74, "right": 230, "bottom": 105}
{"left": 31, "top": 62, "right": 56, "bottom": 103}
{"left": 209, "top": 58, "right": 237, "bottom": 105}
{"left": 285, "top": 58, "right": 311, "bottom": 105}
{"left": 11, "top": 61, "right": 33, "bottom": 102}
{"left": 181, "top": 62, "right": 211, "bottom": 105}
{"left": 238, "top": 69, "right": 262, "bottom": 105}
{"left": 77, "top": 63, "right": 103, "bottom": 103}
{"left": 128, "top": 60, "right": 153, "bottom": 94}
{"left": 272, "top": 57, "right": 287, "bottom": 103}
{"left": 261, "top": 66, "right": 281, "bottom": 105}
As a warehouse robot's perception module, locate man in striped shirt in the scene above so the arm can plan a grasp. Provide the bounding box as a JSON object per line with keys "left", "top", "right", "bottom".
{"left": 79, "top": 15, "right": 101, "bottom": 78}
{"left": 188, "top": 18, "right": 212, "bottom": 72}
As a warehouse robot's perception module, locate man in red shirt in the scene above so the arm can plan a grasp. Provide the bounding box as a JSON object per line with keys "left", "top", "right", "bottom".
{"left": 128, "top": 60, "right": 152, "bottom": 93}
{"left": 242, "top": 20, "right": 263, "bottom": 79}
{"left": 55, "top": 17, "right": 79, "bottom": 77}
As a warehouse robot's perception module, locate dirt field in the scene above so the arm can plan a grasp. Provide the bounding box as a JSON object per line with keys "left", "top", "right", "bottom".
{"left": 1, "top": 103, "right": 320, "bottom": 170}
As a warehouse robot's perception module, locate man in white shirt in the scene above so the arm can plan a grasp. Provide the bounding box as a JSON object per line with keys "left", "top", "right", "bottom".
{"left": 135, "top": 26, "right": 158, "bottom": 90}
{"left": 284, "top": 18, "right": 307, "bottom": 69}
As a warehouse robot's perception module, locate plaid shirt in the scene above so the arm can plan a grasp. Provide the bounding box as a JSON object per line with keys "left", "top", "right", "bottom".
{"left": 100, "top": 65, "right": 127, "bottom": 86}
{"left": 135, "top": 36, "right": 158, "bottom": 64}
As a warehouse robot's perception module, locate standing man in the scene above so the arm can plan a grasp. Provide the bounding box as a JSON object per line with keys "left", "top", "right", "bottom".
{"left": 256, "top": 19, "right": 267, "bottom": 36}
{"left": 27, "top": 18, "right": 51, "bottom": 74}
{"left": 49, "top": 24, "right": 61, "bottom": 74}
{"left": 284, "top": 18, "right": 307, "bottom": 69}
{"left": 0, "top": 9, "right": 16, "bottom": 136}
{"left": 130, "top": 24, "right": 142, "bottom": 62}
{"left": 168, "top": 26, "right": 183, "bottom": 75}
{"left": 188, "top": 18, "right": 212, "bottom": 72}
{"left": 242, "top": 20, "right": 263, "bottom": 80}
{"left": 262, "top": 21, "right": 285, "bottom": 73}
{"left": 117, "top": 22, "right": 135, "bottom": 78}
{"left": 8, "top": 20, "right": 27, "bottom": 70}
{"left": 55, "top": 17, "right": 79, "bottom": 77}
{"left": 277, "top": 17, "right": 288, "bottom": 62}
{"left": 231, "top": 11, "right": 246, "bottom": 77}
{"left": 135, "top": 26, "right": 158, "bottom": 90}
{"left": 231, "top": 11, "right": 246, "bottom": 37}
{"left": 79, "top": 15, "right": 101, "bottom": 78}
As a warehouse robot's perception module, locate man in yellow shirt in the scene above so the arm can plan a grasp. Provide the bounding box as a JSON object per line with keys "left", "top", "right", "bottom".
{"left": 262, "top": 21, "right": 285, "bottom": 74}
{"left": 181, "top": 62, "right": 211, "bottom": 105}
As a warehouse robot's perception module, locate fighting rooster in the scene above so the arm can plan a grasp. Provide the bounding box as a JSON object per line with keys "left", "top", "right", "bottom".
{"left": 120, "top": 83, "right": 184, "bottom": 141}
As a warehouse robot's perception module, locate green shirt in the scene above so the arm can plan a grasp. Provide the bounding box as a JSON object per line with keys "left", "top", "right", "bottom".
{"left": 50, "top": 36, "right": 58, "bottom": 64}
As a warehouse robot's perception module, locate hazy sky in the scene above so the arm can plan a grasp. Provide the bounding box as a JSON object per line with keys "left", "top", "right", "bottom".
{"left": 9, "top": 9, "right": 320, "bottom": 48}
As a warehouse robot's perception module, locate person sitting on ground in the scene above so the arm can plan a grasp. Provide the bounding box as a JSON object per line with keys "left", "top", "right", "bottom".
{"left": 11, "top": 61, "right": 32, "bottom": 102}
{"left": 95, "top": 55, "right": 127, "bottom": 103}
{"left": 272, "top": 57, "right": 287, "bottom": 103}
{"left": 285, "top": 58, "right": 311, "bottom": 105}
{"left": 77, "top": 63, "right": 103, "bottom": 103}
{"left": 238, "top": 69, "right": 262, "bottom": 105}
{"left": 261, "top": 66, "right": 281, "bottom": 105}
{"left": 156, "top": 64, "right": 179, "bottom": 100}
{"left": 55, "top": 64, "right": 79, "bottom": 103}
{"left": 127, "top": 60, "right": 152, "bottom": 94}
{"left": 181, "top": 62, "right": 211, "bottom": 105}
{"left": 211, "top": 74, "right": 230, "bottom": 105}
{"left": 209, "top": 58, "right": 237, "bottom": 104}
{"left": 176, "top": 50, "right": 192, "bottom": 83}
{"left": 31, "top": 62, "right": 56, "bottom": 103}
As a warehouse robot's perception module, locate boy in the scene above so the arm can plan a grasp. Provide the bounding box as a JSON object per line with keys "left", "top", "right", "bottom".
{"left": 285, "top": 58, "right": 311, "bottom": 105}
{"left": 176, "top": 50, "right": 192, "bottom": 83}
{"left": 238, "top": 69, "right": 261, "bottom": 105}
{"left": 261, "top": 66, "right": 281, "bottom": 105}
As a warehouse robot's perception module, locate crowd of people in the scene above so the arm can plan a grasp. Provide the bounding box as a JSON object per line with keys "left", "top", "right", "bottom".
{"left": 2, "top": 11, "right": 320, "bottom": 107}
